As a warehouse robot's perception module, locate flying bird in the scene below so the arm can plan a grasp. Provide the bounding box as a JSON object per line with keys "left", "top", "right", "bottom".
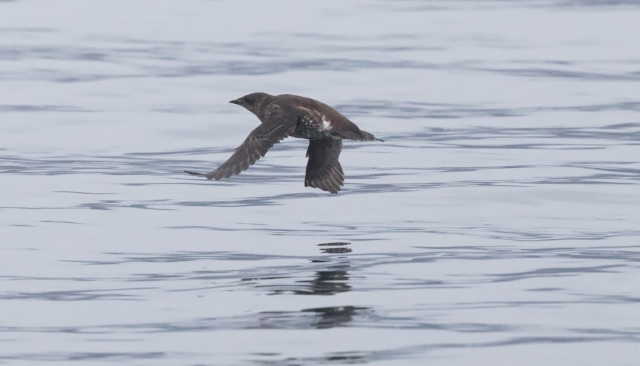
{"left": 185, "top": 93, "right": 381, "bottom": 194}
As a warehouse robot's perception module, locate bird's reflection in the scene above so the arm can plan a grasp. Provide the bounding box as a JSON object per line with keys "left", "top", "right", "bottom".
{"left": 318, "top": 242, "right": 353, "bottom": 254}
{"left": 295, "top": 242, "right": 352, "bottom": 295}
{"left": 296, "top": 242, "right": 361, "bottom": 328}
{"left": 255, "top": 242, "right": 371, "bottom": 329}
{"left": 295, "top": 263, "right": 351, "bottom": 295}
{"left": 301, "top": 305, "right": 364, "bottom": 329}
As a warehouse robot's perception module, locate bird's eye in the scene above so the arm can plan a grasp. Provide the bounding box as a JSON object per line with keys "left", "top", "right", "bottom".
{"left": 244, "top": 97, "right": 253, "bottom": 103}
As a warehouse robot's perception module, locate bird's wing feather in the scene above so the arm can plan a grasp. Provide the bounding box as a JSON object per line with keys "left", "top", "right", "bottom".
{"left": 185, "top": 104, "right": 295, "bottom": 180}
{"left": 305, "top": 138, "right": 344, "bottom": 194}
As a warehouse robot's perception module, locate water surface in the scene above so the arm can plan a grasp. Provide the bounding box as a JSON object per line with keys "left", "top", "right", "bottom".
{"left": 1, "top": 1, "right": 639, "bottom": 365}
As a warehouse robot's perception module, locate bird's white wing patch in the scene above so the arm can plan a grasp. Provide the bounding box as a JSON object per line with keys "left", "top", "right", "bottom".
{"left": 321, "top": 116, "right": 332, "bottom": 131}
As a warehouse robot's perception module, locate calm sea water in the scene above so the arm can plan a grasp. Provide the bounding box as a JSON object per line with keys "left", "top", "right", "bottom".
{"left": 1, "top": 1, "right": 639, "bottom": 365}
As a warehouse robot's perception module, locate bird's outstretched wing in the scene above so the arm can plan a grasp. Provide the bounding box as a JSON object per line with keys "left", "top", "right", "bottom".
{"left": 304, "top": 138, "right": 344, "bottom": 194}
{"left": 185, "top": 105, "right": 294, "bottom": 180}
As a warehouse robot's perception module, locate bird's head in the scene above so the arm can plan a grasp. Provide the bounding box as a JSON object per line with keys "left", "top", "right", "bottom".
{"left": 230, "top": 92, "right": 271, "bottom": 116}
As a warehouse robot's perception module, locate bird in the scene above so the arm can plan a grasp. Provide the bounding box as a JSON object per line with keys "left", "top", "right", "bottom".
{"left": 185, "top": 93, "right": 382, "bottom": 194}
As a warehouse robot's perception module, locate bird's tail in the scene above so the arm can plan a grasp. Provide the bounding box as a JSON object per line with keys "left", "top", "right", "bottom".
{"left": 360, "top": 130, "right": 384, "bottom": 142}
{"left": 338, "top": 129, "right": 383, "bottom": 142}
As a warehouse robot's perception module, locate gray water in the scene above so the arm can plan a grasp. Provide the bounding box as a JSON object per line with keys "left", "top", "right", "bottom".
{"left": 1, "top": 1, "right": 639, "bottom": 365}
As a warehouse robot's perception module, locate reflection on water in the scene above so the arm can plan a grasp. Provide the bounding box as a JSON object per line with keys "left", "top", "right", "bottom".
{"left": 292, "top": 243, "right": 352, "bottom": 296}
{"left": 301, "top": 306, "right": 362, "bottom": 329}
